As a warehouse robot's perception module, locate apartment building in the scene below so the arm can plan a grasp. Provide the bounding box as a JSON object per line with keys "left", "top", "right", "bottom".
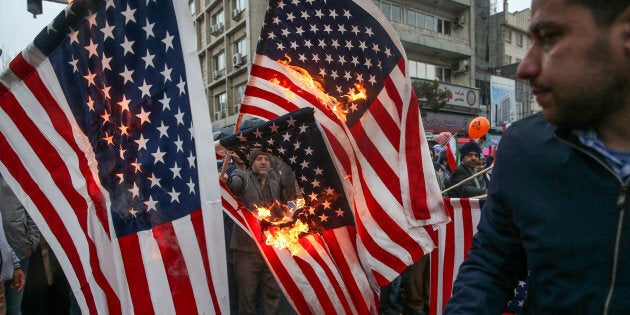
{"left": 476, "top": 0, "right": 540, "bottom": 122}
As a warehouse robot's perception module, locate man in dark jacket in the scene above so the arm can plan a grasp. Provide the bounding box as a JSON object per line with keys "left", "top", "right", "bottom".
{"left": 445, "top": 0, "right": 630, "bottom": 313}
{"left": 445, "top": 141, "right": 486, "bottom": 198}
{"left": 226, "top": 149, "right": 285, "bottom": 315}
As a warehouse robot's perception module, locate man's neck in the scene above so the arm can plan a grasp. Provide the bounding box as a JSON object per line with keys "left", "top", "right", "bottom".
{"left": 596, "top": 108, "right": 630, "bottom": 151}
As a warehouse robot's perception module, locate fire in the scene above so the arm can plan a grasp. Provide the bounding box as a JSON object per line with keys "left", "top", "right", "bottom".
{"left": 275, "top": 55, "right": 368, "bottom": 122}
{"left": 254, "top": 198, "right": 309, "bottom": 255}
{"left": 264, "top": 219, "right": 309, "bottom": 255}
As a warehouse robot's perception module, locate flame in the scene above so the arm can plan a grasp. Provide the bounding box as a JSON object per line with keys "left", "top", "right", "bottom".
{"left": 344, "top": 82, "right": 367, "bottom": 102}
{"left": 254, "top": 198, "right": 309, "bottom": 255}
{"left": 264, "top": 219, "right": 309, "bottom": 255}
{"left": 275, "top": 55, "right": 368, "bottom": 122}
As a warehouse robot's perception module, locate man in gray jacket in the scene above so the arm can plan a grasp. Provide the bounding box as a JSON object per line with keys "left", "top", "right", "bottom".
{"left": 0, "top": 176, "right": 39, "bottom": 315}
{"left": 226, "top": 149, "right": 286, "bottom": 315}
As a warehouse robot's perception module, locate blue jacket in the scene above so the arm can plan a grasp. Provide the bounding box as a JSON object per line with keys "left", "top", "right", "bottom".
{"left": 445, "top": 113, "right": 630, "bottom": 314}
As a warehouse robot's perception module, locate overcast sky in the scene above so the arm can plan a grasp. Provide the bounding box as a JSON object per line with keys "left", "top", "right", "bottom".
{"left": 0, "top": 0, "right": 532, "bottom": 59}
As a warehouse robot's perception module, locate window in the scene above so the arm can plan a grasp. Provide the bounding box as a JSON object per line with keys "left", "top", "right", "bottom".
{"left": 234, "top": 82, "right": 246, "bottom": 111}
{"left": 505, "top": 30, "right": 512, "bottom": 43}
{"left": 235, "top": 37, "right": 247, "bottom": 56}
{"left": 409, "top": 60, "right": 451, "bottom": 83}
{"left": 379, "top": 2, "right": 402, "bottom": 22}
{"left": 505, "top": 55, "right": 512, "bottom": 64}
{"left": 407, "top": 9, "right": 450, "bottom": 35}
{"left": 516, "top": 34, "right": 523, "bottom": 47}
{"left": 215, "top": 50, "right": 226, "bottom": 71}
{"left": 188, "top": 0, "right": 195, "bottom": 15}
{"left": 233, "top": 0, "right": 245, "bottom": 11}
{"left": 215, "top": 92, "right": 227, "bottom": 119}
{"left": 213, "top": 10, "right": 224, "bottom": 26}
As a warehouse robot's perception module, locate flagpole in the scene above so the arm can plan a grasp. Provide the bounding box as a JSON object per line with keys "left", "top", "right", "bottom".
{"left": 440, "top": 165, "right": 493, "bottom": 196}
{"left": 219, "top": 113, "right": 245, "bottom": 180}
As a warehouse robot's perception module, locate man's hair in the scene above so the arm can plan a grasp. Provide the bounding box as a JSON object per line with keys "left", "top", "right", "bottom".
{"left": 568, "top": 0, "right": 629, "bottom": 26}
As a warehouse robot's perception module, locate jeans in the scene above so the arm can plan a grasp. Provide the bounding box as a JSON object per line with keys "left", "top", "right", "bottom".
{"left": 4, "top": 256, "right": 30, "bottom": 315}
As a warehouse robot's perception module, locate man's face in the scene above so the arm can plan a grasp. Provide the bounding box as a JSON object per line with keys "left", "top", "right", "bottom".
{"left": 251, "top": 154, "right": 270, "bottom": 175}
{"left": 517, "top": 0, "right": 628, "bottom": 129}
{"left": 462, "top": 151, "right": 479, "bottom": 169}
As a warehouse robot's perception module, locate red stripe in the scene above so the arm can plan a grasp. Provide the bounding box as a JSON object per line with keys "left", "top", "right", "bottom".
{"left": 321, "top": 128, "right": 352, "bottom": 177}
{"left": 323, "top": 228, "right": 371, "bottom": 314}
{"left": 460, "top": 199, "right": 475, "bottom": 260}
{"left": 0, "top": 133, "right": 99, "bottom": 314}
{"left": 405, "top": 95, "right": 431, "bottom": 220}
{"left": 154, "top": 222, "right": 198, "bottom": 313}
{"left": 9, "top": 54, "right": 110, "bottom": 236}
{"left": 190, "top": 210, "right": 222, "bottom": 314}
{"left": 119, "top": 233, "right": 155, "bottom": 315}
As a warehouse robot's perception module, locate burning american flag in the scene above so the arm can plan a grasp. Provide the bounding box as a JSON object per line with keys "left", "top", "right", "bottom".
{"left": 239, "top": 0, "right": 448, "bottom": 286}
{"left": 0, "top": 0, "right": 228, "bottom": 313}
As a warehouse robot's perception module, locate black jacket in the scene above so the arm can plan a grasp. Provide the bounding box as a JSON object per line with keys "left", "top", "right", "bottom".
{"left": 445, "top": 113, "right": 630, "bottom": 314}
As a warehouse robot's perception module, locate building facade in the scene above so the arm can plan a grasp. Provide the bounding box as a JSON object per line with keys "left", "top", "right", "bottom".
{"left": 476, "top": 0, "right": 540, "bottom": 124}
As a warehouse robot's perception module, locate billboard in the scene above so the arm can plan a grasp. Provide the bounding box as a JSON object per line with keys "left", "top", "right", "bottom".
{"left": 490, "top": 75, "right": 516, "bottom": 127}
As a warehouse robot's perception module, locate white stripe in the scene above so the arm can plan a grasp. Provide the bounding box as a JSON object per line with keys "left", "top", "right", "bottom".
{"left": 274, "top": 246, "right": 326, "bottom": 314}
{"left": 173, "top": 216, "right": 214, "bottom": 314}
{"left": 452, "top": 199, "right": 466, "bottom": 283}
{"left": 139, "top": 229, "right": 176, "bottom": 315}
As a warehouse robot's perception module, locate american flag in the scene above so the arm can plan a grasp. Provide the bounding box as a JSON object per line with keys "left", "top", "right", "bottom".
{"left": 429, "top": 198, "right": 526, "bottom": 315}
{"left": 0, "top": 0, "right": 228, "bottom": 313}
{"left": 239, "top": 0, "right": 448, "bottom": 287}
{"left": 430, "top": 198, "right": 482, "bottom": 315}
{"left": 220, "top": 108, "right": 378, "bottom": 313}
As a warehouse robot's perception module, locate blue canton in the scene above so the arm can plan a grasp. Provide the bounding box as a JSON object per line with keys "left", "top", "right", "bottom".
{"left": 37, "top": 0, "right": 200, "bottom": 237}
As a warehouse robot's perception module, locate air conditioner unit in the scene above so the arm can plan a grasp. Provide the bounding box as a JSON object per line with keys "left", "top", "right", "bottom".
{"left": 212, "top": 70, "right": 220, "bottom": 79}
{"left": 454, "top": 14, "right": 466, "bottom": 27}
{"left": 231, "top": 8, "right": 242, "bottom": 21}
{"left": 211, "top": 23, "right": 223, "bottom": 35}
{"left": 232, "top": 53, "right": 245, "bottom": 67}
{"left": 455, "top": 60, "right": 469, "bottom": 73}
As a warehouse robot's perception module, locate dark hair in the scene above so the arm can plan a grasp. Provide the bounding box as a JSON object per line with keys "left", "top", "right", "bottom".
{"left": 568, "top": 0, "right": 629, "bottom": 26}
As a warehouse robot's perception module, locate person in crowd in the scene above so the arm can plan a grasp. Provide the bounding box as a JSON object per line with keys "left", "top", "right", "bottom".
{"left": 0, "top": 204, "right": 25, "bottom": 314}
{"left": 437, "top": 152, "right": 452, "bottom": 181}
{"left": 225, "top": 149, "right": 286, "bottom": 315}
{"left": 444, "top": 142, "right": 486, "bottom": 198}
{"left": 475, "top": 156, "right": 490, "bottom": 191}
{"left": 445, "top": 0, "right": 630, "bottom": 313}
{"left": 0, "top": 176, "right": 40, "bottom": 315}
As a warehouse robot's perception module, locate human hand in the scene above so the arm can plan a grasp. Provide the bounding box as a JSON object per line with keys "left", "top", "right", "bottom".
{"left": 10, "top": 269, "right": 25, "bottom": 291}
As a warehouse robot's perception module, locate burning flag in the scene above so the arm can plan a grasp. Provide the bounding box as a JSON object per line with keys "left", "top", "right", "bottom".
{"left": 239, "top": 0, "right": 448, "bottom": 290}
{"left": 219, "top": 108, "right": 378, "bottom": 313}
